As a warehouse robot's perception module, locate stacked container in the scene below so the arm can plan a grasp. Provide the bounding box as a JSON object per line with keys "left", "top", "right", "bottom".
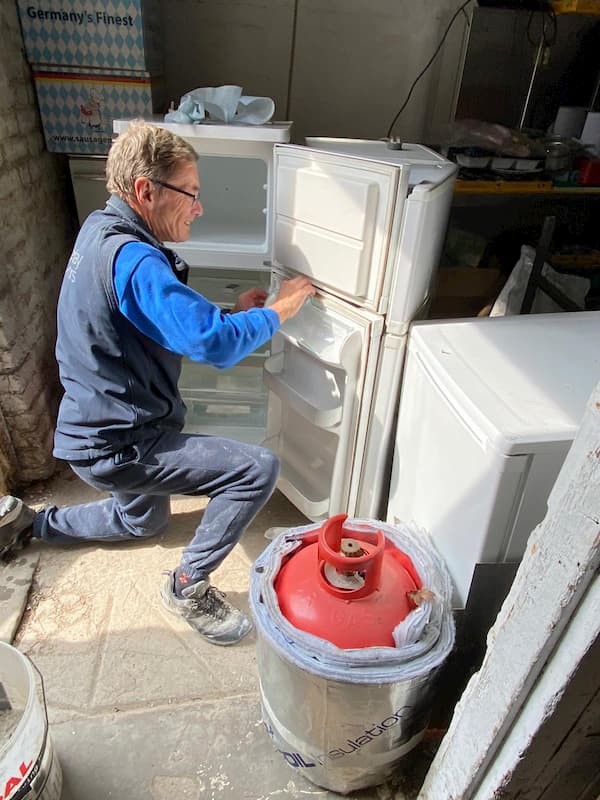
{"left": 17, "top": 0, "right": 165, "bottom": 155}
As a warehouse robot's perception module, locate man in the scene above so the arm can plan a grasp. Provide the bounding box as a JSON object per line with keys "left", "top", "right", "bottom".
{"left": 0, "top": 122, "right": 315, "bottom": 646}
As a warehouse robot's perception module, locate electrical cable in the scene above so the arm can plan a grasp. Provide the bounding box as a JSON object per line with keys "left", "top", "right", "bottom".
{"left": 385, "top": 0, "right": 475, "bottom": 139}
{"left": 519, "top": 5, "right": 557, "bottom": 128}
{"left": 526, "top": 5, "right": 557, "bottom": 47}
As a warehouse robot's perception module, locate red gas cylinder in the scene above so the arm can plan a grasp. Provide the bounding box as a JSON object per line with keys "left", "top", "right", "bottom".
{"left": 275, "top": 514, "right": 422, "bottom": 649}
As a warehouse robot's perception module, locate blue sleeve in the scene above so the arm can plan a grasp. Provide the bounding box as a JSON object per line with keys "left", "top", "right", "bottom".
{"left": 113, "top": 242, "right": 279, "bottom": 369}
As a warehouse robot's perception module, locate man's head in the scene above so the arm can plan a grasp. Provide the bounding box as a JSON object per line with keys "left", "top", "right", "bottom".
{"left": 106, "top": 121, "right": 203, "bottom": 243}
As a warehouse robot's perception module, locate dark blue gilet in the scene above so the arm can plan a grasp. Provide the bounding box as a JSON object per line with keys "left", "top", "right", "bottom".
{"left": 53, "top": 196, "right": 189, "bottom": 461}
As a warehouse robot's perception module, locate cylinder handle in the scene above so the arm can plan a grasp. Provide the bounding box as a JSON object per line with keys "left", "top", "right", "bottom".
{"left": 317, "top": 514, "right": 385, "bottom": 598}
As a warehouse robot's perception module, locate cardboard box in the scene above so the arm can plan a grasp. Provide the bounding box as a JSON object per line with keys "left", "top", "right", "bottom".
{"left": 33, "top": 67, "right": 165, "bottom": 155}
{"left": 429, "top": 267, "right": 505, "bottom": 319}
{"left": 17, "top": 0, "right": 163, "bottom": 72}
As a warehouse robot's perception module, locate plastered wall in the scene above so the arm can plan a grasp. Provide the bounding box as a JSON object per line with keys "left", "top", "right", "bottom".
{"left": 0, "top": 0, "right": 468, "bottom": 489}
{"left": 160, "top": 0, "right": 469, "bottom": 144}
{"left": 0, "top": 1, "right": 75, "bottom": 492}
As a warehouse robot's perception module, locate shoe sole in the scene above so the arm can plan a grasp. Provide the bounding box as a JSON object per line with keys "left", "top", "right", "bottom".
{"left": 0, "top": 500, "right": 34, "bottom": 559}
{"left": 159, "top": 590, "right": 253, "bottom": 647}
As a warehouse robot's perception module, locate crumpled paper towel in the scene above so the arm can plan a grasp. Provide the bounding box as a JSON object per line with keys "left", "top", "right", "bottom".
{"left": 165, "top": 85, "right": 275, "bottom": 125}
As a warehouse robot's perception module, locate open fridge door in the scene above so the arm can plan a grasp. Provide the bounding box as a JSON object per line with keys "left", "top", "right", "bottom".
{"left": 263, "top": 269, "right": 383, "bottom": 520}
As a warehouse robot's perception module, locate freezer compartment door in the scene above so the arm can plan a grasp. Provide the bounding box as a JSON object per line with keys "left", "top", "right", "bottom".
{"left": 272, "top": 144, "right": 406, "bottom": 311}
{"left": 264, "top": 274, "right": 383, "bottom": 520}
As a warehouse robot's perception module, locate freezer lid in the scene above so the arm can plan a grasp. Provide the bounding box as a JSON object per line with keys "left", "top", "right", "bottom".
{"left": 113, "top": 117, "right": 292, "bottom": 142}
{"left": 407, "top": 311, "right": 600, "bottom": 454}
{"left": 271, "top": 143, "right": 407, "bottom": 310}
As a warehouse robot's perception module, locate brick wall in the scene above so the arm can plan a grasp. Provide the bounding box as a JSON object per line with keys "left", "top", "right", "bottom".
{"left": 0, "top": 2, "right": 76, "bottom": 493}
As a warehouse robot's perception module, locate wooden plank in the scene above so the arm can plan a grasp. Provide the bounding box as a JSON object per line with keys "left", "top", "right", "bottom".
{"left": 455, "top": 179, "right": 554, "bottom": 194}
{"left": 473, "top": 577, "right": 600, "bottom": 799}
{"left": 551, "top": 0, "right": 600, "bottom": 15}
{"left": 418, "top": 382, "right": 600, "bottom": 800}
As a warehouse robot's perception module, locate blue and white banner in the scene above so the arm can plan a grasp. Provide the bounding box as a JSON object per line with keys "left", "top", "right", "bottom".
{"left": 33, "top": 68, "right": 163, "bottom": 154}
{"left": 17, "top": 1, "right": 162, "bottom": 72}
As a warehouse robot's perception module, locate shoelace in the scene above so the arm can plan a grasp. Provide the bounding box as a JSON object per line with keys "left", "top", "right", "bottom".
{"left": 193, "top": 586, "right": 230, "bottom": 621}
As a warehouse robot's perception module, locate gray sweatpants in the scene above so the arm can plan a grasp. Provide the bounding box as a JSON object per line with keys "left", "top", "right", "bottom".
{"left": 33, "top": 431, "right": 280, "bottom": 582}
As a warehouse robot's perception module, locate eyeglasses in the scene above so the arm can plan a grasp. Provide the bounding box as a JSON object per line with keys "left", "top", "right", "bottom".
{"left": 152, "top": 179, "right": 201, "bottom": 206}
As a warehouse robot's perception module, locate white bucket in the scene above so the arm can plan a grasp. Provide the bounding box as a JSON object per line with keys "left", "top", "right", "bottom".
{"left": 0, "top": 642, "right": 62, "bottom": 800}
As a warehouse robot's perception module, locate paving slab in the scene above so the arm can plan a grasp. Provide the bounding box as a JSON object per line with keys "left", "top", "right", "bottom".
{"left": 0, "top": 551, "right": 39, "bottom": 643}
{"left": 52, "top": 697, "right": 440, "bottom": 800}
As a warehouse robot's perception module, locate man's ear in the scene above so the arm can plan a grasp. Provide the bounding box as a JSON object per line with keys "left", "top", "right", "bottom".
{"left": 133, "top": 176, "right": 153, "bottom": 205}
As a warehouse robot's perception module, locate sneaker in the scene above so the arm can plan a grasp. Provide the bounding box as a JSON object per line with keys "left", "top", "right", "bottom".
{"left": 0, "top": 496, "right": 35, "bottom": 559}
{"left": 160, "top": 572, "right": 253, "bottom": 646}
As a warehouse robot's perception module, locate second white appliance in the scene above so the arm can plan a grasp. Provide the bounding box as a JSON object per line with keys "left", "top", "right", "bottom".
{"left": 386, "top": 311, "right": 600, "bottom": 608}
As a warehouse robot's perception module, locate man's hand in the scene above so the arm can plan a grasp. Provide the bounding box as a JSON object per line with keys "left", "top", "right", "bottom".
{"left": 232, "top": 287, "right": 269, "bottom": 312}
{"left": 269, "top": 276, "right": 316, "bottom": 323}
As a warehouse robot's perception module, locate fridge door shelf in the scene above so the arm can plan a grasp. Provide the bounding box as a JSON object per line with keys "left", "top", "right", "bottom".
{"left": 263, "top": 429, "right": 335, "bottom": 520}
{"left": 263, "top": 352, "right": 343, "bottom": 428}
{"left": 269, "top": 270, "right": 370, "bottom": 366}
{"left": 276, "top": 474, "right": 331, "bottom": 520}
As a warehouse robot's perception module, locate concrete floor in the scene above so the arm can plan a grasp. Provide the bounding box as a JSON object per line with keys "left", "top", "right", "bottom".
{"left": 1, "top": 466, "right": 441, "bottom": 799}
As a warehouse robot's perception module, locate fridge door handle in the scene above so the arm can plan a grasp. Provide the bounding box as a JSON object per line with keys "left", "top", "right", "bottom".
{"left": 263, "top": 356, "right": 343, "bottom": 428}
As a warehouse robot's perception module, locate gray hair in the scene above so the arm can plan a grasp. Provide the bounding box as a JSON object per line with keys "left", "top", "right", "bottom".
{"left": 106, "top": 120, "right": 198, "bottom": 200}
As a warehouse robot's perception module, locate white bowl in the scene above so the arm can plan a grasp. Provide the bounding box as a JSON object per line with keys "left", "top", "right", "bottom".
{"left": 491, "top": 157, "right": 515, "bottom": 169}
{"left": 456, "top": 155, "right": 491, "bottom": 168}
{"left": 514, "top": 159, "right": 541, "bottom": 171}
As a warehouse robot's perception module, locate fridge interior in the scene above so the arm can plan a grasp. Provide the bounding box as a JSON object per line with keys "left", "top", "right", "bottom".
{"left": 106, "top": 119, "right": 294, "bottom": 443}
{"left": 181, "top": 267, "right": 270, "bottom": 445}
{"left": 112, "top": 118, "right": 292, "bottom": 270}
{"left": 175, "top": 154, "right": 268, "bottom": 261}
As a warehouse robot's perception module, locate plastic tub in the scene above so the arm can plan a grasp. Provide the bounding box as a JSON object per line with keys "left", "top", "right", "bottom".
{"left": 0, "top": 642, "right": 62, "bottom": 800}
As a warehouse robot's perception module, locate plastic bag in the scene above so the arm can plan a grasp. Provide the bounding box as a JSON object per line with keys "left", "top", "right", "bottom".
{"left": 440, "top": 118, "right": 538, "bottom": 157}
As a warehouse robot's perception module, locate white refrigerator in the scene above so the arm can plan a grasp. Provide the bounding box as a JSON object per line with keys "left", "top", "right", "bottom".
{"left": 262, "top": 139, "right": 457, "bottom": 521}
{"left": 107, "top": 126, "right": 457, "bottom": 519}
{"left": 386, "top": 311, "right": 600, "bottom": 609}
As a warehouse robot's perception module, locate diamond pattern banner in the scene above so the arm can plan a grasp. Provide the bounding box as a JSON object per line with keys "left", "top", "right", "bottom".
{"left": 17, "top": 1, "right": 162, "bottom": 72}
{"left": 33, "top": 69, "right": 163, "bottom": 154}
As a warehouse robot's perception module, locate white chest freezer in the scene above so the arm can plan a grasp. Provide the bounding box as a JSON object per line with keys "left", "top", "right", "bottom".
{"left": 387, "top": 311, "right": 600, "bottom": 608}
